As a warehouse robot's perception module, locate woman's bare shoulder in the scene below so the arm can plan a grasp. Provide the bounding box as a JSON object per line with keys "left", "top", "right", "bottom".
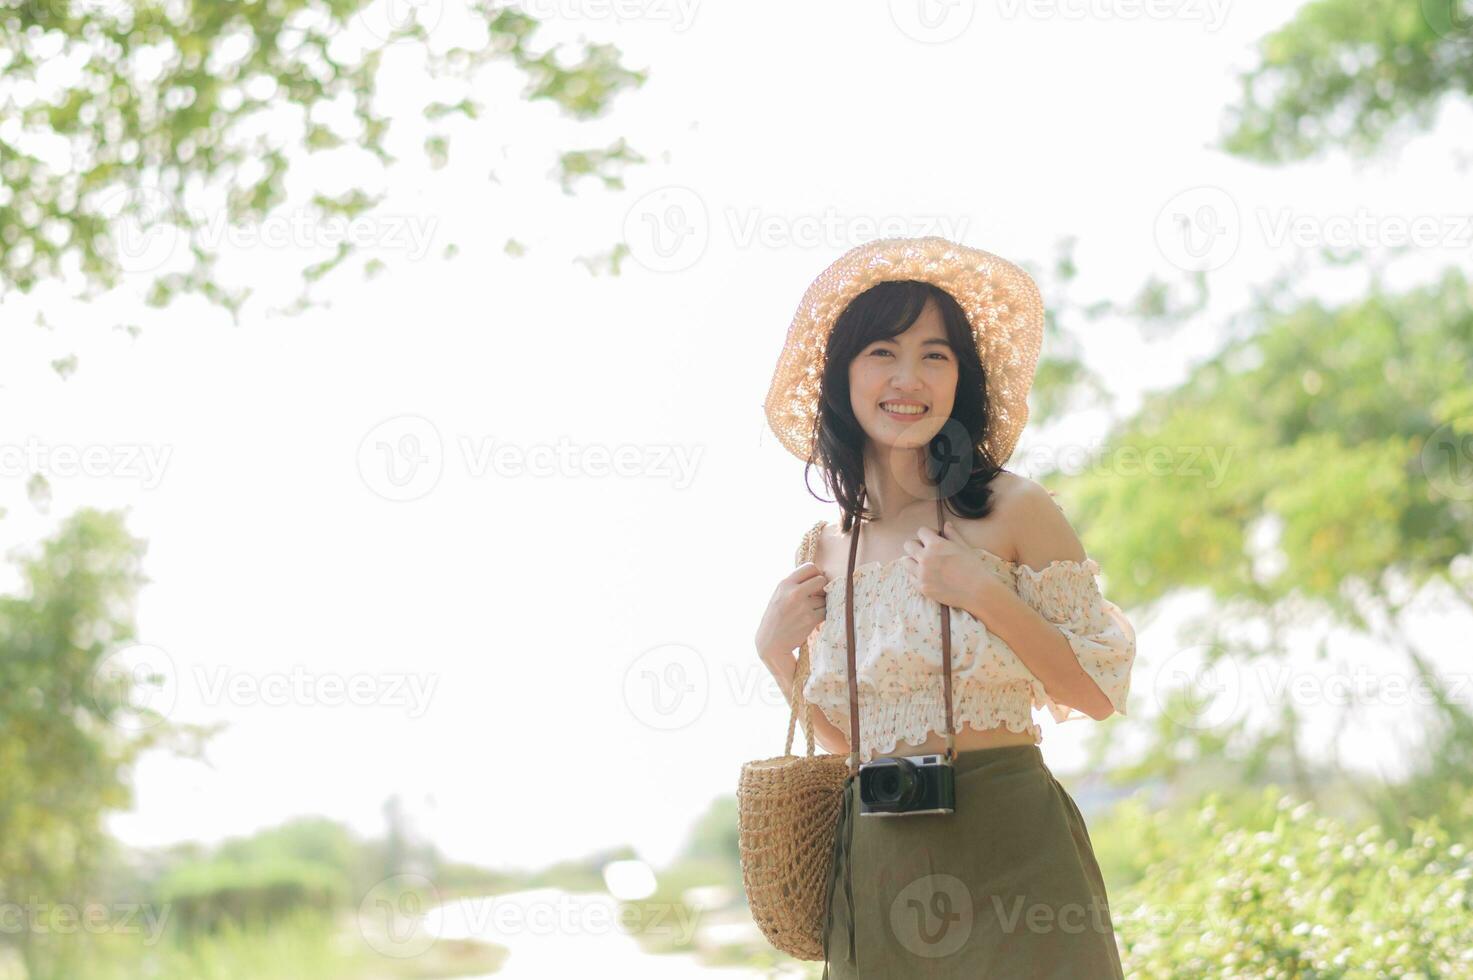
{"left": 811, "top": 519, "right": 836, "bottom": 577}
{"left": 992, "top": 475, "right": 1088, "bottom": 568}
{"left": 941, "top": 472, "right": 1029, "bottom": 560}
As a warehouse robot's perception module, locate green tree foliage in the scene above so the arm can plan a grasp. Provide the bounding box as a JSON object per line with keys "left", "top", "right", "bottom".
{"left": 1113, "top": 786, "right": 1473, "bottom": 976}
{"left": 0, "top": 508, "right": 217, "bottom": 970}
{"left": 214, "top": 815, "right": 362, "bottom": 881}
{"left": 1054, "top": 267, "right": 1473, "bottom": 809}
{"left": 678, "top": 795, "right": 737, "bottom": 865}
{"left": 0, "top": 0, "right": 647, "bottom": 318}
{"left": 1079, "top": 0, "right": 1473, "bottom": 828}
{"left": 1068, "top": 269, "right": 1472, "bottom": 613}
{"left": 1017, "top": 238, "right": 1211, "bottom": 435}
{"left": 1221, "top": 0, "right": 1473, "bottom": 160}
{"left": 157, "top": 857, "right": 348, "bottom": 934}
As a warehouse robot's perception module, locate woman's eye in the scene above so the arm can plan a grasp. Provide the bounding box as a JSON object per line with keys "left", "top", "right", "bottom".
{"left": 868, "top": 347, "right": 949, "bottom": 360}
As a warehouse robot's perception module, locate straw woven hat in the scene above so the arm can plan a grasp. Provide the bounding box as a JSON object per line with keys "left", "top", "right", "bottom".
{"left": 763, "top": 236, "right": 1046, "bottom": 467}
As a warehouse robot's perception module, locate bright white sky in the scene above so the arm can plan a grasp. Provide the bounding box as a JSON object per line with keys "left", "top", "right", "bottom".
{"left": 4, "top": 1, "right": 1472, "bottom": 873}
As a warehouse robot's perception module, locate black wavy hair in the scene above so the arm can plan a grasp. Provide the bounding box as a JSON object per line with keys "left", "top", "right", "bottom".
{"left": 803, "top": 279, "right": 1008, "bottom": 532}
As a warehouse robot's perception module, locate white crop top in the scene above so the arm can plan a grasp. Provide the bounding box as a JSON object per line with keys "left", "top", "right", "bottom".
{"left": 800, "top": 526, "right": 1136, "bottom": 764}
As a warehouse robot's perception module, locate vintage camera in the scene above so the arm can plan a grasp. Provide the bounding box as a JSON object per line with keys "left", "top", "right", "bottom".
{"left": 858, "top": 753, "right": 955, "bottom": 816}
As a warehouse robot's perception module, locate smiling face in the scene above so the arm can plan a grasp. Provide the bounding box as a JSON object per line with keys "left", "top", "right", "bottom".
{"left": 847, "top": 296, "right": 959, "bottom": 454}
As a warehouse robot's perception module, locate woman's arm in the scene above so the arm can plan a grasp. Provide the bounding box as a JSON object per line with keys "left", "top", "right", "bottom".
{"left": 959, "top": 483, "right": 1120, "bottom": 721}
{"left": 961, "top": 576, "right": 1116, "bottom": 721}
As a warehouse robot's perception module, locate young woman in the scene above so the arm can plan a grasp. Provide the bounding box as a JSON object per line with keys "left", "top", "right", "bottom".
{"left": 754, "top": 238, "right": 1135, "bottom": 978}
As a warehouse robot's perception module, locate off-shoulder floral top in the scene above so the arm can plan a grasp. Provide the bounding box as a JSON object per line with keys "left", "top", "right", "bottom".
{"left": 799, "top": 520, "right": 1136, "bottom": 764}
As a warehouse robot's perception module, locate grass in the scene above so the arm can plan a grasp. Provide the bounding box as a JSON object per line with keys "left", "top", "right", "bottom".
{"left": 12, "top": 907, "right": 508, "bottom": 980}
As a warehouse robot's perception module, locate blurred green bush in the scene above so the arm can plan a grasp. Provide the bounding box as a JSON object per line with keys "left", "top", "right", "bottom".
{"left": 156, "top": 858, "right": 350, "bottom": 935}
{"left": 1108, "top": 784, "right": 1473, "bottom": 976}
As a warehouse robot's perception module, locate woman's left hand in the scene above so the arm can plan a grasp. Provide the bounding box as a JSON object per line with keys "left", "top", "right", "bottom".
{"left": 902, "top": 521, "right": 994, "bottom": 610}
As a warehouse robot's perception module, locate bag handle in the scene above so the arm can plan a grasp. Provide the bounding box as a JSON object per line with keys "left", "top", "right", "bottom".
{"left": 783, "top": 521, "right": 827, "bottom": 758}
{"left": 842, "top": 488, "right": 956, "bottom": 775}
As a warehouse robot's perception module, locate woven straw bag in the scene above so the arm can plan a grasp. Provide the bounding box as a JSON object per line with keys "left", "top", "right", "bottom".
{"left": 736, "top": 519, "right": 849, "bottom": 961}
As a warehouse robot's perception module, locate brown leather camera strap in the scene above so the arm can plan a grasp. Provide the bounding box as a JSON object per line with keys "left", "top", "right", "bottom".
{"left": 843, "top": 487, "right": 956, "bottom": 775}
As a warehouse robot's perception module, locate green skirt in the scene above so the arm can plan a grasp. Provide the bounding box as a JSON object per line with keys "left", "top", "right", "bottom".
{"left": 821, "top": 743, "right": 1124, "bottom": 979}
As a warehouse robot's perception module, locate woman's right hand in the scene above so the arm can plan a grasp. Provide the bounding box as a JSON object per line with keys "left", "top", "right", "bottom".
{"left": 754, "top": 561, "right": 830, "bottom": 664}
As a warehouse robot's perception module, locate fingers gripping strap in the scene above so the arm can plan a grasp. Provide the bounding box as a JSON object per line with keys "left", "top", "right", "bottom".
{"left": 844, "top": 490, "right": 957, "bottom": 770}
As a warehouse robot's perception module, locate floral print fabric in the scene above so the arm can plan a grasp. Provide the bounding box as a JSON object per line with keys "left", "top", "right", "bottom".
{"left": 802, "top": 549, "right": 1136, "bottom": 764}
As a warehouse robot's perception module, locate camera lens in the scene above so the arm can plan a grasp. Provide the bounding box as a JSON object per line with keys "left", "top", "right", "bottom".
{"left": 878, "top": 770, "right": 900, "bottom": 798}
{"left": 868, "top": 757, "right": 919, "bottom": 807}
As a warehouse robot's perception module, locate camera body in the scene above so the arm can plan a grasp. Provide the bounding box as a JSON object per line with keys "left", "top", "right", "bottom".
{"left": 857, "top": 753, "right": 956, "bottom": 816}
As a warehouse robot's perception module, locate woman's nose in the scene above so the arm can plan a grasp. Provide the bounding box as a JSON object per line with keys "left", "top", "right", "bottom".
{"left": 889, "top": 365, "right": 924, "bottom": 388}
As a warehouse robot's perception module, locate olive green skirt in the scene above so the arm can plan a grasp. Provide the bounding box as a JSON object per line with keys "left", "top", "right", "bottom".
{"left": 821, "top": 743, "right": 1124, "bottom": 979}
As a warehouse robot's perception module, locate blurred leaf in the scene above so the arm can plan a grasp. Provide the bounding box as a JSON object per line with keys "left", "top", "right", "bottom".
{"left": 0, "top": 0, "right": 648, "bottom": 318}
{"left": 1221, "top": 0, "right": 1473, "bottom": 161}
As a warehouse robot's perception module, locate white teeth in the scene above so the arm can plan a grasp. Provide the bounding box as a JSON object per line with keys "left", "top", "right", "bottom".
{"left": 881, "top": 403, "right": 926, "bottom": 415}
